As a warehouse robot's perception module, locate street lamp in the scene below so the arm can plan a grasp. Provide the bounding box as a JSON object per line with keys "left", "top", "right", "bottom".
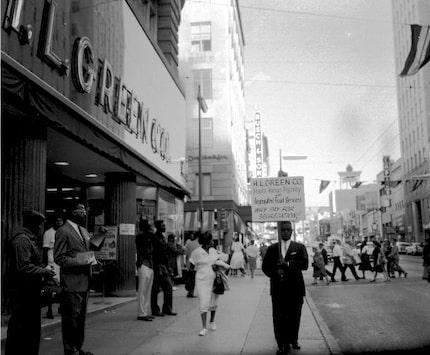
{"left": 197, "top": 85, "right": 208, "bottom": 233}
{"left": 278, "top": 149, "right": 307, "bottom": 177}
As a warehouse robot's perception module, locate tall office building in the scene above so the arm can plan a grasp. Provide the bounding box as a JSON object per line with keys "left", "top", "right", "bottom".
{"left": 178, "top": 0, "right": 249, "bottom": 247}
{"left": 392, "top": 0, "right": 430, "bottom": 242}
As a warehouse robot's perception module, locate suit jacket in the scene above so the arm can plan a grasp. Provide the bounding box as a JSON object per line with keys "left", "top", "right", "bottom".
{"left": 262, "top": 241, "right": 308, "bottom": 299}
{"left": 54, "top": 221, "right": 91, "bottom": 292}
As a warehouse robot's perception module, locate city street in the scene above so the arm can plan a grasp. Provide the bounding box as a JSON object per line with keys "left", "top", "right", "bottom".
{"left": 2, "top": 253, "right": 428, "bottom": 355}
{"left": 11, "top": 273, "right": 332, "bottom": 355}
{"left": 308, "top": 254, "right": 430, "bottom": 354}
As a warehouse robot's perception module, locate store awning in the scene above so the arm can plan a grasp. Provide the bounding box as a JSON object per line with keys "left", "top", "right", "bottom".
{"left": 184, "top": 211, "right": 214, "bottom": 232}
{"left": 1, "top": 55, "right": 191, "bottom": 198}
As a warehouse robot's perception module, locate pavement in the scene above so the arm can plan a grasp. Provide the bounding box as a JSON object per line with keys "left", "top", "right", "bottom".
{"left": 1, "top": 268, "right": 343, "bottom": 355}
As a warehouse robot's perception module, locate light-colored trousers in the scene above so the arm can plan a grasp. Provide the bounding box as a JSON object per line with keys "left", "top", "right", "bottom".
{"left": 137, "top": 265, "right": 154, "bottom": 317}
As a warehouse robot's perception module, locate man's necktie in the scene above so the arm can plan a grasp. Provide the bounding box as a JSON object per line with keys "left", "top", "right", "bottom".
{"left": 78, "top": 226, "right": 87, "bottom": 246}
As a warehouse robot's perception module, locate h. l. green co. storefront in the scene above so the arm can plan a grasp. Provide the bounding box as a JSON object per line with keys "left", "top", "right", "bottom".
{"left": 2, "top": 0, "right": 188, "bottom": 296}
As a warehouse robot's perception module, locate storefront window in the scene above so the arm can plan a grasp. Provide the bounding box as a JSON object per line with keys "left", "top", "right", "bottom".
{"left": 158, "top": 189, "right": 184, "bottom": 239}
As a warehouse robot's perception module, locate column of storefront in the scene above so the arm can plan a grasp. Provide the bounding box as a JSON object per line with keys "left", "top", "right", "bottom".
{"left": 1, "top": 113, "right": 47, "bottom": 310}
{"left": 104, "top": 172, "right": 137, "bottom": 295}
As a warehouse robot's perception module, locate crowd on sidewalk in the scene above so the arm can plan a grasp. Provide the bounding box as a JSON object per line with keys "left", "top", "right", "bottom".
{"left": 310, "top": 236, "right": 430, "bottom": 287}
{"left": 4, "top": 204, "right": 429, "bottom": 355}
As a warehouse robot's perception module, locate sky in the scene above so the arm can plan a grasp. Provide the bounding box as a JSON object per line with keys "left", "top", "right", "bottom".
{"left": 240, "top": 0, "right": 401, "bottom": 207}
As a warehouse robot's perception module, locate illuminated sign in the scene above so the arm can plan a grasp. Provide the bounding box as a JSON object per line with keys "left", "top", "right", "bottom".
{"left": 254, "top": 112, "right": 263, "bottom": 178}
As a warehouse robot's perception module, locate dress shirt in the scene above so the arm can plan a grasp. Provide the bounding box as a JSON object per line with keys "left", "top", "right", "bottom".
{"left": 281, "top": 240, "right": 291, "bottom": 258}
{"left": 67, "top": 219, "right": 85, "bottom": 243}
{"left": 332, "top": 244, "right": 343, "bottom": 258}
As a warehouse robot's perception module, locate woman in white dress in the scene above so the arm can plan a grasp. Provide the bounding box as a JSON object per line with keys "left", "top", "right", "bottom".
{"left": 230, "top": 237, "right": 246, "bottom": 276}
{"left": 189, "top": 232, "right": 230, "bottom": 336}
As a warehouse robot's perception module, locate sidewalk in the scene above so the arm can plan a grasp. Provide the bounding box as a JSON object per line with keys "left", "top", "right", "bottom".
{"left": 2, "top": 269, "right": 343, "bottom": 355}
{"left": 1, "top": 292, "right": 136, "bottom": 343}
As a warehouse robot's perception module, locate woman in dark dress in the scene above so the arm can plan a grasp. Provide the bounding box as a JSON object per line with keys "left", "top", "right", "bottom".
{"left": 369, "top": 241, "right": 390, "bottom": 282}
{"left": 359, "top": 242, "right": 373, "bottom": 279}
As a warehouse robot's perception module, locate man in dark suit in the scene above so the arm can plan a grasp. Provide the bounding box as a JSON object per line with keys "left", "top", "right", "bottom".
{"left": 150, "top": 220, "right": 177, "bottom": 316}
{"left": 54, "top": 204, "right": 94, "bottom": 355}
{"left": 5, "top": 210, "right": 55, "bottom": 355}
{"left": 262, "top": 221, "right": 309, "bottom": 355}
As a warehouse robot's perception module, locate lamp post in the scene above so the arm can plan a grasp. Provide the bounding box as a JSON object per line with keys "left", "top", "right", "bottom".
{"left": 278, "top": 149, "right": 307, "bottom": 177}
{"left": 197, "top": 85, "right": 208, "bottom": 233}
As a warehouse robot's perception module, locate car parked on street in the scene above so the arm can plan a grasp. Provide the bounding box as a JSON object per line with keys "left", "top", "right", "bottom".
{"left": 405, "top": 242, "right": 423, "bottom": 256}
{"left": 396, "top": 242, "right": 412, "bottom": 254}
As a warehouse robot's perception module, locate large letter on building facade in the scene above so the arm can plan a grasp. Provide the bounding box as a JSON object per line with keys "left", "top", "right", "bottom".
{"left": 96, "top": 58, "right": 114, "bottom": 114}
{"left": 38, "top": 0, "right": 69, "bottom": 75}
{"left": 2, "top": 0, "right": 33, "bottom": 45}
{"left": 71, "top": 37, "right": 95, "bottom": 93}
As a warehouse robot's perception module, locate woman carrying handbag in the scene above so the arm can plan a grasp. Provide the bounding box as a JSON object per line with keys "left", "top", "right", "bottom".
{"left": 189, "top": 232, "right": 230, "bottom": 336}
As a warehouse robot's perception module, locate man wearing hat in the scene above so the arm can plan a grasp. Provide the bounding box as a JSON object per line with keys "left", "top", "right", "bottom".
{"left": 6, "top": 210, "right": 55, "bottom": 355}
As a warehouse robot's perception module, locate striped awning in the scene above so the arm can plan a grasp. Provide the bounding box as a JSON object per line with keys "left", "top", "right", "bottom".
{"left": 184, "top": 211, "right": 215, "bottom": 232}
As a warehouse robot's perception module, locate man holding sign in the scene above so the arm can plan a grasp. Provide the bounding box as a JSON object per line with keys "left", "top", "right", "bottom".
{"left": 262, "top": 221, "right": 308, "bottom": 355}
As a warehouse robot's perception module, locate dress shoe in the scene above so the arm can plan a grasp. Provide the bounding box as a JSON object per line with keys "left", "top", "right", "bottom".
{"left": 164, "top": 311, "right": 177, "bottom": 316}
{"left": 148, "top": 315, "right": 155, "bottom": 319}
{"left": 152, "top": 312, "right": 164, "bottom": 317}
{"left": 291, "top": 342, "right": 301, "bottom": 349}
{"left": 79, "top": 351, "right": 94, "bottom": 355}
{"left": 186, "top": 294, "right": 196, "bottom": 298}
{"left": 331, "top": 279, "right": 337, "bottom": 282}
{"left": 137, "top": 316, "right": 153, "bottom": 321}
{"left": 341, "top": 278, "right": 349, "bottom": 282}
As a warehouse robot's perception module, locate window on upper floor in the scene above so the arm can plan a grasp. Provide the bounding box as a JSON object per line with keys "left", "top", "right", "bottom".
{"left": 193, "top": 69, "right": 213, "bottom": 99}
{"left": 191, "top": 22, "right": 212, "bottom": 52}
{"left": 141, "top": 0, "right": 158, "bottom": 39}
{"left": 71, "top": 1, "right": 80, "bottom": 13}
{"left": 193, "top": 117, "right": 213, "bottom": 148}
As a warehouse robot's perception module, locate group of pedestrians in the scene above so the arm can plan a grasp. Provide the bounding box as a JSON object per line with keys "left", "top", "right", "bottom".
{"left": 311, "top": 237, "right": 411, "bottom": 285}
{"left": 135, "top": 219, "right": 180, "bottom": 321}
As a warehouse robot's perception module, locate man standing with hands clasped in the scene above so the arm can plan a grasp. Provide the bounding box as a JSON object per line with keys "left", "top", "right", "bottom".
{"left": 54, "top": 204, "right": 96, "bottom": 355}
{"left": 262, "top": 221, "right": 308, "bottom": 355}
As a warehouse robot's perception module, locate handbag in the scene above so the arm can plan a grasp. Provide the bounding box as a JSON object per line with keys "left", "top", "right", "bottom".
{"left": 219, "top": 269, "right": 230, "bottom": 291}
{"left": 40, "top": 278, "right": 64, "bottom": 307}
{"left": 352, "top": 252, "right": 362, "bottom": 265}
{"left": 212, "top": 270, "right": 225, "bottom": 295}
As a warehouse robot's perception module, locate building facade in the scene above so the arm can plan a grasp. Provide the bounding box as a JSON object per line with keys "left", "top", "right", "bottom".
{"left": 2, "top": 0, "right": 187, "bottom": 296}
{"left": 178, "top": 0, "right": 248, "bottom": 249}
{"left": 392, "top": 0, "right": 430, "bottom": 243}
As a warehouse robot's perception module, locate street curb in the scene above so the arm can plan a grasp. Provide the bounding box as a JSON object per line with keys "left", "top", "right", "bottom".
{"left": 305, "top": 290, "right": 343, "bottom": 355}
{"left": 1, "top": 297, "right": 136, "bottom": 345}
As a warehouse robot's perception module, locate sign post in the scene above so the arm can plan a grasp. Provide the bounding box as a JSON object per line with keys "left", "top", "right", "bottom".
{"left": 94, "top": 225, "right": 118, "bottom": 305}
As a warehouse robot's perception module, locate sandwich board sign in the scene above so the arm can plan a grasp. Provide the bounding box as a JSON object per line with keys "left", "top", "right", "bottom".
{"left": 250, "top": 176, "right": 305, "bottom": 222}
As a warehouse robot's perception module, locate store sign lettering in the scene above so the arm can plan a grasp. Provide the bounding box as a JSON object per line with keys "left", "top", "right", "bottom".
{"left": 2, "top": 0, "right": 170, "bottom": 161}
{"left": 254, "top": 112, "right": 263, "bottom": 178}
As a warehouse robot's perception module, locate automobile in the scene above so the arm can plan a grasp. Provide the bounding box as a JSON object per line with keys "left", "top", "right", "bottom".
{"left": 405, "top": 242, "right": 423, "bottom": 256}
{"left": 396, "top": 242, "right": 412, "bottom": 254}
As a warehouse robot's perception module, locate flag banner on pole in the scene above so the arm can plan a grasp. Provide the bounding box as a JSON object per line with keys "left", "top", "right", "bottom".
{"left": 198, "top": 96, "right": 208, "bottom": 113}
{"left": 382, "top": 180, "right": 402, "bottom": 188}
{"left": 319, "top": 180, "right": 330, "bottom": 194}
{"left": 352, "top": 181, "right": 363, "bottom": 189}
{"left": 411, "top": 179, "right": 424, "bottom": 192}
{"left": 400, "top": 24, "right": 430, "bottom": 76}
